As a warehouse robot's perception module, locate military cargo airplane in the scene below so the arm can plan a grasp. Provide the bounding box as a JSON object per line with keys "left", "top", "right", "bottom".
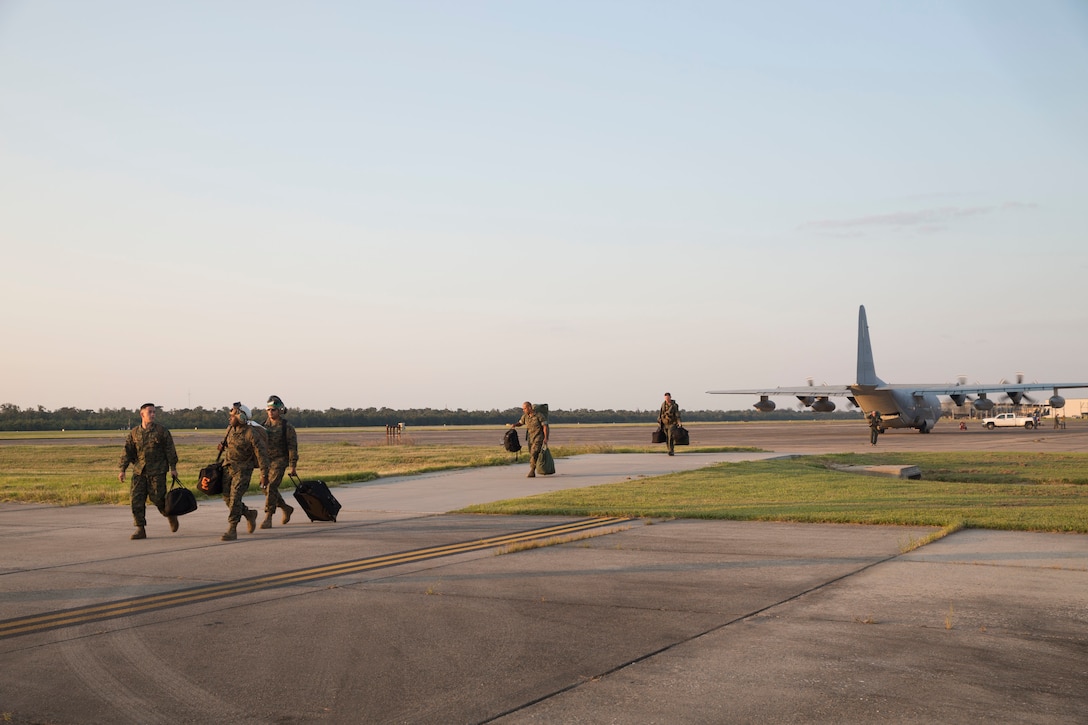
{"left": 707, "top": 305, "right": 1088, "bottom": 433}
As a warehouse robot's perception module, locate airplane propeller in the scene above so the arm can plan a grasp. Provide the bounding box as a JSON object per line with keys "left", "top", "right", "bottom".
{"left": 797, "top": 378, "right": 816, "bottom": 407}
{"left": 1000, "top": 372, "right": 1036, "bottom": 406}
{"left": 950, "top": 375, "right": 974, "bottom": 407}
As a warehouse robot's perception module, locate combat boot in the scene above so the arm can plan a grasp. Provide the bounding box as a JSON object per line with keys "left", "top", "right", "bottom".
{"left": 221, "top": 523, "right": 237, "bottom": 541}
{"left": 260, "top": 512, "right": 273, "bottom": 529}
{"left": 245, "top": 509, "right": 258, "bottom": 534}
{"left": 131, "top": 526, "right": 146, "bottom": 540}
{"left": 280, "top": 502, "right": 294, "bottom": 525}
{"left": 168, "top": 515, "right": 179, "bottom": 533}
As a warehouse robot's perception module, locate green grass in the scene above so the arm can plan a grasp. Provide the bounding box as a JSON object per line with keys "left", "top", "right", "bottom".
{"left": 1, "top": 441, "right": 746, "bottom": 506}
{"left": 459, "top": 452, "right": 1088, "bottom": 533}
{"left": 5, "top": 443, "right": 1087, "bottom": 534}
{"left": 0, "top": 442, "right": 516, "bottom": 505}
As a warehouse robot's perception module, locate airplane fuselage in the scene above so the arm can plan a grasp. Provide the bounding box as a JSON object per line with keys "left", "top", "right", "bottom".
{"left": 850, "top": 386, "right": 942, "bottom": 432}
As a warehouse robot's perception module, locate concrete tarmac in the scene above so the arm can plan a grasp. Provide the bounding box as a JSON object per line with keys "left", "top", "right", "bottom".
{"left": 2, "top": 432, "right": 1087, "bottom": 723}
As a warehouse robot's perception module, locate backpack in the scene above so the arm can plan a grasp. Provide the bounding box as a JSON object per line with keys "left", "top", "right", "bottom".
{"left": 503, "top": 428, "right": 522, "bottom": 453}
{"left": 533, "top": 403, "right": 549, "bottom": 422}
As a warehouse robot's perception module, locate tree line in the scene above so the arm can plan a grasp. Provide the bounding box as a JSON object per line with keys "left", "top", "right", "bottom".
{"left": 0, "top": 403, "right": 862, "bottom": 431}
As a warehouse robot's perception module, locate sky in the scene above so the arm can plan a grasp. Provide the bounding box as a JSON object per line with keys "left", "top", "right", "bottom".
{"left": 2, "top": 1, "right": 1087, "bottom": 414}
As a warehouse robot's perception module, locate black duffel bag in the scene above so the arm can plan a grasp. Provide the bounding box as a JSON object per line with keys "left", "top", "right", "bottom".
{"left": 165, "top": 475, "right": 198, "bottom": 516}
{"left": 652, "top": 425, "right": 667, "bottom": 444}
{"left": 674, "top": 425, "right": 690, "bottom": 446}
{"left": 198, "top": 436, "right": 228, "bottom": 495}
{"left": 198, "top": 458, "right": 224, "bottom": 496}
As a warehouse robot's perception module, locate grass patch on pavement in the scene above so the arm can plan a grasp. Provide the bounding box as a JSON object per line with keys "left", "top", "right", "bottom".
{"left": 460, "top": 452, "right": 1088, "bottom": 533}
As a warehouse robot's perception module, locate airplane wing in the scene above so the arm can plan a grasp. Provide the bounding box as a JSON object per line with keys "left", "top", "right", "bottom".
{"left": 903, "top": 382, "right": 1088, "bottom": 397}
{"left": 707, "top": 386, "right": 855, "bottom": 397}
{"left": 709, "top": 382, "right": 1088, "bottom": 397}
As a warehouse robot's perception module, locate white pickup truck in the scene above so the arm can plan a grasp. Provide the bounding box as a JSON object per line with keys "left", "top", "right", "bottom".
{"left": 981, "top": 413, "right": 1037, "bottom": 430}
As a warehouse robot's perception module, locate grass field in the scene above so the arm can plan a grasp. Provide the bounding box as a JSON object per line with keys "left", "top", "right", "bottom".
{"left": 460, "top": 451, "right": 1088, "bottom": 534}
{"left": 2, "top": 441, "right": 1086, "bottom": 534}
{"left": 0, "top": 441, "right": 681, "bottom": 506}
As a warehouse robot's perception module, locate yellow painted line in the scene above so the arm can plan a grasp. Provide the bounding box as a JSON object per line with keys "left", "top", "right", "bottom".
{"left": 0, "top": 517, "right": 630, "bottom": 640}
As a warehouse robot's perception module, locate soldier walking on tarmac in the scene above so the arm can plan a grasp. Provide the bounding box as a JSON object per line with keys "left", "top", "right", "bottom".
{"left": 260, "top": 395, "right": 297, "bottom": 528}
{"left": 868, "top": 410, "right": 883, "bottom": 446}
{"left": 217, "top": 403, "right": 270, "bottom": 541}
{"left": 508, "top": 402, "right": 549, "bottom": 477}
{"left": 658, "top": 392, "right": 682, "bottom": 456}
{"left": 119, "top": 403, "right": 180, "bottom": 540}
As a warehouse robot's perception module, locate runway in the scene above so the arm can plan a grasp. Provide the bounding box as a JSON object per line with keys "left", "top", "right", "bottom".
{"left": 7, "top": 417, "right": 1088, "bottom": 454}
{"left": 1, "top": 426, "right": 1086, "bottom": 723}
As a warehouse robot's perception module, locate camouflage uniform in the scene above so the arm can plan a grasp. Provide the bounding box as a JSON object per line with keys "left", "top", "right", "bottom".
{"left": 120, "top": 422, "right": 178, "bottom": 527}
{"left": 221, "top": 423, "right": 270, "bottom": 525}
{"left": 658, "top": 398, "right": 681, "bottom": 455}
{"left": 263, "top": 419, "right": 298, "bottom": 514}
{"left": 868, "top": 411, "right": 882, "bottom": 445}
{"left": 517, "top": 407, "right": 548, "bottom": 474}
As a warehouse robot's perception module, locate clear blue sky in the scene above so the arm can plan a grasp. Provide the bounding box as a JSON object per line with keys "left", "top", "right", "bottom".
{"left": 2, "top": 1, "right": 1086, "bottom": 413}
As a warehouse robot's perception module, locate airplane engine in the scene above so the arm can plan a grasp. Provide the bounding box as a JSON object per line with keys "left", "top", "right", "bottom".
{"left": 797, "top": 395, "right": 815, "bottom": 407}
{"left": 1049, "top": 394, "right": 1066, "bottom": 409}
{"left": 949, "top": 394, "right": 966, "bottom": 406}
{"left": 753, "top": 395, "right": 776, "bottom": 412}
{"left": 811, "top": 397, "right": 836, "bottom": 412}
{"left": 973, "top": 396, "right": 994, "bottom": 412}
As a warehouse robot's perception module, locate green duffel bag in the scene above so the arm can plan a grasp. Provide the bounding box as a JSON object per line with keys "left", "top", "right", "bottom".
{"left": 538, "top": 444, "right": 556, "bottom": 475}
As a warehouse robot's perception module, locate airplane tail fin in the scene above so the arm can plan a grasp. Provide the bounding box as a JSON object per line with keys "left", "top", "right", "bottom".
{"left": 856, "top": 305, "right": 884, "bottom": 386}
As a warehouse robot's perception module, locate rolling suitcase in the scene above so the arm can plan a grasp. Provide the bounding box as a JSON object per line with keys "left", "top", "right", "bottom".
{"left": 289, "top": 473, "right": 342, "bottom": 522}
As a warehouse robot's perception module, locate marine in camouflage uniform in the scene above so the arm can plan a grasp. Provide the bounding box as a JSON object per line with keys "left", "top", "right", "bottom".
{"left": 868, "top": 410, "right": 883, "bottom": 446}
{"left": 218, "top": 403, "right": 270, "bottom": 541}
{"left": 658, "top": 393, "right": 682, "bottom": 456}
{"left": 260, "top": 395, "right": 297, "bottom": 528}
{"left": 118, "top": 403, "right": 179, "bottom": 539}
{"left": 510, "top": 401, "right": 548, "bottom": 477}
